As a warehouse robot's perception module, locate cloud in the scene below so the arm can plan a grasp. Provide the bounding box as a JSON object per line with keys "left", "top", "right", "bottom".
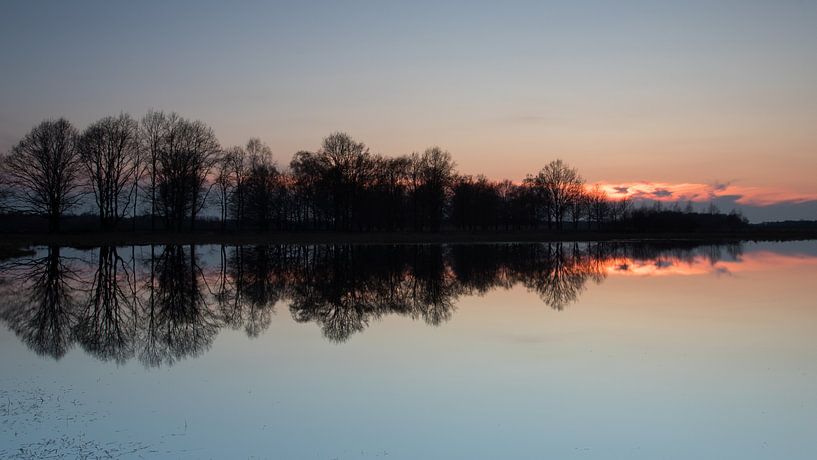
{"left": 596, "top": 181, "right": 817, "bottom": 206}
{"left": 592, "top": 180, "right": 817, "bottom": 222}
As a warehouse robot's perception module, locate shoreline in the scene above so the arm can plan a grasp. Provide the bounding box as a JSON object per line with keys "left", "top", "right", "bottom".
{"left": 1, "top": 229, "right": 816, "bottom": 251}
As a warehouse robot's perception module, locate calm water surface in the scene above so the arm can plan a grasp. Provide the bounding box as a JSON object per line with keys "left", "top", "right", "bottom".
{"left": 0, "top": 241, "right": 815, "bottom": 459}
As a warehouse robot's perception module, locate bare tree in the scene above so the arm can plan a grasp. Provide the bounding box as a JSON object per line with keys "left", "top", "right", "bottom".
{"left": 78, "top": 114, "right": 141, "bottom": 230}
{"left": 321, "top": 132, "right": 372, "bottom": 230}
{"left": 568, "top": 186, "right": 589, "bottom": 230}
{"left": 610, "top": 196, "right": 630, "bottom": 223}
{"left": 413, "top": 147, "right": 455, "bottom": 231}
{"left": 227, "top": 145, "right": 251, "bottom": 229}
{"left": 532, "top": 159, "right": 584, "bottom": 230}
{"left": 0, "top": 175, "right": 11, "bottom": 214}
{"left": 154, "top": 116, "right": 220, "bottom": 231}
{"left": 245, "top": 150, "right": 280, "bottom": 230}
{"left": 4, "top": 119, "right": 82, "bottom": 232}
{"left": 246, "top": 137, "right": 272, "bottom": 160}
{"left": 587, "top": 184, "right": 609, "bottom": 230}
{"left": 214, "top": 149, "right": 235, "bottom": 230}
{"left": 140, "top": 110, "right": 167, "bottom": 230}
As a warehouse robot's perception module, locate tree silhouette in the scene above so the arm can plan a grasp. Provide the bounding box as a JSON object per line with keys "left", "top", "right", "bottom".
{"left": 0, "top": 241, "right": 746, "bottom": 362}
{"left": 0, "top": 247, "right": 79, "bottom": 358}
{"left": 154, "top": 116, "right": 221, "bottom": 231}
{"left": 73, "top": 246, "right": 139, "bottom": 363}
{"left": 149, "top": 245, "right": 219, "bottom": 365}
{"left": 78, "top": 114, "right": 141, "bottom": 229}
{"left": 140, "top": 110, "right": 167, "bottom": 231}
{"left": 2, "top": 119, "right": 83, "bottom": 232}
{"left": 529, "top": 159, "right": 584, "bottom": 230}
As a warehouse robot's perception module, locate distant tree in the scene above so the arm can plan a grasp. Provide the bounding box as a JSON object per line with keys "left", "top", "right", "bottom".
{"left": 323, "top": 132, "right": 372, "bottom": 230}
{"left": 451, "top": 175, "right": 501, "bottom": 230}
{"left": 610, "top": 196, "right": 630, "bottom": 223}
{"left": 530, "top": 159, "right": 584, "bottom": 230}
{"left": 587, "top": 185, "right": 609, "bottom": 230}
{"left": 224, "top": 145, "right": 251, "bottom": 229}
{"left": 245, "top": 137, "right": 271, "bottom": 160}
{"left": 0, "top": 177, "right": 10, "bottom": 214}
{"left": 3, "top": 119, "right": 82, "bottom": 232}
{"left": 244, "top": 149, "right": 280, "bottom": 230}
{"left": 290, "top": 149, "right": 328, "bottom": 229}
{"left": 214, "top": 150, "right": 235, "bottom": 230}
{"left": 412, "top": 147, "right": 455, "bottom": 231}
{"left": 78, "top": 114, "right": 141, "bottom": 230}
{"left": 140, "top": 110, "right": 168, "bottom": 230}
{"left": 154, "top": 116, "right": 220, "bottom": 231}
{"left": 568, "top": 187, "right": 589, "bottom": 230}
{"left": 289, "top": 133, "right": 373, "bottom": 230}
{"left": 378, "top": 156, "right": 411, "bottom": 230}
{"left": 514, "top": 180, "right": 540, "bottom": 229}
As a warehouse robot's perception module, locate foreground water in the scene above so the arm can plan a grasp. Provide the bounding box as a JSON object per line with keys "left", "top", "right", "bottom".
{"left": 0, "top": 241, "right": 815, "bottom": 459}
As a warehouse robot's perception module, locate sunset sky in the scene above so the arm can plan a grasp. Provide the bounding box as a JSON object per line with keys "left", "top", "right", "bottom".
{"left": 1, "top": 0, "right": 815, "bottom": 220}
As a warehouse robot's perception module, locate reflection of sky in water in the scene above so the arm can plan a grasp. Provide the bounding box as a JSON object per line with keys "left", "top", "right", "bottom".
{"left": 0, "top": 241, "right": 816, "bottom": 459}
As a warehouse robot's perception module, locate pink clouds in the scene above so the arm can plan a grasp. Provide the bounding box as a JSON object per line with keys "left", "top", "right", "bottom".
{"left": 594, "top": 181, "right": 817, "bottom": 206}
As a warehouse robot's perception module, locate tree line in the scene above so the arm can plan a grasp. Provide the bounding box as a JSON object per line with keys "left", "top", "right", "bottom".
{"left": 0, "top": 112, "right": 746, "bottom": 233}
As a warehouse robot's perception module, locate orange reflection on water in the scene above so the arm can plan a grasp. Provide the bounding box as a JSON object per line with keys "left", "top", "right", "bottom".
{"left": 605, "top": 250, "right": 817, "bottom": 277}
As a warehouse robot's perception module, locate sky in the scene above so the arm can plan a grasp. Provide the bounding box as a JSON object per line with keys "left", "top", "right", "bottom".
{"left": 1, "top": 0, "right": 816, "bottom": 221}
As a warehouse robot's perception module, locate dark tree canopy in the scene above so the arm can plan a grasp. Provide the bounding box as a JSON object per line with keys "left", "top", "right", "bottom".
{"left": 154, "top": 115, "right": 220, "bottom": 230}
{"left": 3, "top": 118, "right": 82, "bottom": 232}
{"left": 78, "top": 114, "right": 141, "bottom": 229}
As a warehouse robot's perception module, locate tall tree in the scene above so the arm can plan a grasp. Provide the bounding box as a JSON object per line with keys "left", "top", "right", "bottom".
{"left": 244, "top": 146, "right": 280, "bottom": 230}
{"left": 321, "top": 132, "right": 372, "bottom": 230}
{"left": 214, "top": 150, "right": 235, "bottom": 230}
{"left": 587, "top": 185, "right": 609, "bottom": 230}
{"left": 223, "top": 145, "right": 251, "bottom": 229}
{"left": 154, "top": 116, "right": 220, "bottom": 231}
{"left": 78, "top": 114, "right": 141, "bottom": 230}
{"left": 140, "top": 110, "right": 168, "bottom": 231}
{"left": 532, "top": 159, "right": 584, "bottom": 230}
{"left": 3, "top": 119, "right": 82, "bottom": 232}
{"left": 0, "top": 179, "right": 10, "bottom": 214}
{"left": 414, "top": 147, "right": 455, "bottom": 231}
{"left": 288, "top": 133, "right": 372, "bottom": 230}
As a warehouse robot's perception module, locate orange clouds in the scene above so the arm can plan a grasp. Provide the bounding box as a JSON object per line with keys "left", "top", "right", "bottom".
{"left": 594, "top": 181, "right": 817, "bottom": 206}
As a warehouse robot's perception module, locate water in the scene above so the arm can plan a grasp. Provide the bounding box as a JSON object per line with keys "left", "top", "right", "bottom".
{"left": 0, "top": 241, "right": 815, "bottom": 459}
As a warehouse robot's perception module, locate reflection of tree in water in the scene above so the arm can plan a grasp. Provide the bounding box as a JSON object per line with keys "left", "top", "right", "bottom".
{"left": 288, "top": 245, "right": 393, "bottom": 343}
{"left": 449, "top": 243, "right": 606, "bottom": 311}
{"left": 286, "top": 245, "right": 460, "bottom": 342}
{"left": 405, "top": 245, "right": 458, "bottom": 326}
{"left": 0, "top": 241, "right": 745, "bottom": 363}
{"left": 139, "top": 245, "right": 219, "bottom": 367}
{"left": 0, "top": 247, "right": 79, "bottom": 359}
{"left": 521, "top": 243, "right": 606, "bottom": 311}
{"left": 226, "top": 245, "right": 285, "bottom": 337}
{"left": 73, "top": 246, "right": 138, "bottom": 364}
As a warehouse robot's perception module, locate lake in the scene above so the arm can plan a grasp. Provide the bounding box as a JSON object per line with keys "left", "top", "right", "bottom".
{"left": 1, "top": 241, "right": 816, "bottom": 459}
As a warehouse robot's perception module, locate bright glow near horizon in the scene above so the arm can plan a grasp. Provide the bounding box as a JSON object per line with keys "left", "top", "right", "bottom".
{"left": 1, "top": 0, "right": 815, "bottom": 219}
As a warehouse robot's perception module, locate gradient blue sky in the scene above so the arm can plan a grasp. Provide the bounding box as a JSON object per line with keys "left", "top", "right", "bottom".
{"left": 1, "top": 0, "right": 816, "bottom": 219}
